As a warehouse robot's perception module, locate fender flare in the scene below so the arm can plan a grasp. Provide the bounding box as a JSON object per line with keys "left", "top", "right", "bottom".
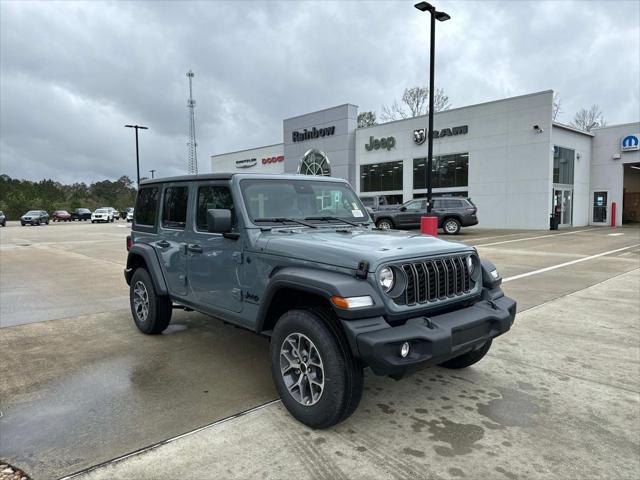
{"left": 125, "top": 243, "right": 169, "bottom": 296}
{"left": 255, "top": 267, "right": 386, "bottom": 331}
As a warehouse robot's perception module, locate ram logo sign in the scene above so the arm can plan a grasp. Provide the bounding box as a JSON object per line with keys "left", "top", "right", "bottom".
{"left": 414, "top": 125, "right": 468, "bottom": 145}
{"left": 621, "top": 134, "right": 639, "bottom": 152}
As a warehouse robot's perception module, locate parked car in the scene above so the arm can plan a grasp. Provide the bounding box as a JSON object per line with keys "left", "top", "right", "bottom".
{"left": 107, "top": 207, "right": 120, "bottom": 220}
{"left": 359, "top": 195, "right": 404, "bottom": 212}
{"left": 52, "top": 210, "right": 72, "bottom": 222}
{"left": 21, "top": 210, "right": 49, "bottom": 226}
{"left": 373, "top": 197, "right": 478, "bottom": 234}
{"left": 0, "top": 211, "right": 6, "bottom": 227}
{"left": 125, "top": 207, "right": 134, "bottom": 222}
{"left": 70, "top": 208, "right": 92, "bottom": 221}
{"left": 91, "top": 208, "right": 114, "bottom": 223}
{"left": 124, "top": 173, "right": 515, "bottom": 428}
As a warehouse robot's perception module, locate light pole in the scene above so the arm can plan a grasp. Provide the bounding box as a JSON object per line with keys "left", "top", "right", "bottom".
{"left": 414, "top": 2, "right": 450, "bottom": 213}
{"left": 149, "top": 169, "right": 156, "bottom": 179}
{"left": 125, "top": 124, "right": 149, "bottom": 187}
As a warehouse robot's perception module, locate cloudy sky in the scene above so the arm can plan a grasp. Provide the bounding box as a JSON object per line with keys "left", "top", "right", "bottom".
{"left": 1, "top": 0, "right": 638, "bottom": 184}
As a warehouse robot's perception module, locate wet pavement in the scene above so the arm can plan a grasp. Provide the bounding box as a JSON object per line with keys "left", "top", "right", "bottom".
{"left": 0, "top": 221, "right": 639, "bottom": 479}
{"left": 76, "top": 270, "right": 640, "bottom": 480}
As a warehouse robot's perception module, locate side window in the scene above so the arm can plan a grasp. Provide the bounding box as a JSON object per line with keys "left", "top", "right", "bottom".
{"left": 406, "top": 200, "right": 422, "bottom": 211}
{"left": 135, "top": 187, "right": 159, "bottom": 226}
{"left": 161, "top": 186, "right": 189, "bottom": 229}
{"left": 432, "top": 200, "right": 442, "bottom": 209}
{"left": 196, "top": 185, "right": 234, "bottom": 232}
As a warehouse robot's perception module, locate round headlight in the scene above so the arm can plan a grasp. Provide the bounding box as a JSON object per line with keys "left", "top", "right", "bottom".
{"left": 466, "top": 255, "right": 475, "bottom": 276}
{"left": 379, "top": 267, "right": 395, "bottom": 293}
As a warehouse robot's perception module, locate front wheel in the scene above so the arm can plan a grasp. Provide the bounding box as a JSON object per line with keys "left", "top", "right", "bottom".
{"left": 439, "top": 340, "right": 492, "bottom": 369}
{"left": 443, "top": 218, "right": 461, "bottom": 235}
{"left": 129, "top": 268, "right": 172, "bottom": 334}
{"left": 270, "top": 308, "right": 363, "bottom": 429}
{"left": 376, "top": 218, "right": 393, "bottom": 230}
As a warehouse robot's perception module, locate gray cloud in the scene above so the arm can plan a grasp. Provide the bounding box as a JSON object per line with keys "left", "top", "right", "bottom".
{"left": 1, "top": 0, "right": 638, "bottom": 184}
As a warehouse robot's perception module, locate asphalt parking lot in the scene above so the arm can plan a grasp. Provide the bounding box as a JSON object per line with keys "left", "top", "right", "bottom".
{"left": 1, "top": 221, "right": 639, "bottom": 480}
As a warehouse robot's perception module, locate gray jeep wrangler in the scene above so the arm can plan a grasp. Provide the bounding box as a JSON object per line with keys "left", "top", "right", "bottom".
{"left": 125, "top": 173, "right": 516, "bottom": 428}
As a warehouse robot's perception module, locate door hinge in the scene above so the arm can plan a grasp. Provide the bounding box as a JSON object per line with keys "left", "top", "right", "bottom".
{"left": 232, "top": 252, "right": 243, "bottom": 264}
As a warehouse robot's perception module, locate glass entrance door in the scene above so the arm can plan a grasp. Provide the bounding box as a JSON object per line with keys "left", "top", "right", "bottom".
{"left": 553, "top": 188, "right": 573, "bottom": 226}
{"left": 593, "top": 191, "right": 608, "bottom": 223}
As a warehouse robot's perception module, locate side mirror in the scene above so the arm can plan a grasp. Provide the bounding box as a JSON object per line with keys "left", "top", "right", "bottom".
{"left": 400, "top": 206, "right": 407, "bottom": 212}
{"left": 206, "top": 209, "right": 232, "bottom": 233}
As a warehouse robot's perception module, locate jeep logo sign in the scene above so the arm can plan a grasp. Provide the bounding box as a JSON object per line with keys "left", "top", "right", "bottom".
{"left": 414, "top": 125, "right": 468, "bottom": 145}
{"left": 621, "top": 134, "right": 640, "bottom": 152}
{"left": 292, "top": 126, "right": 335, "bottom": 143}
{"left": 365, "top": 136, "right": 396, "bottom": 151}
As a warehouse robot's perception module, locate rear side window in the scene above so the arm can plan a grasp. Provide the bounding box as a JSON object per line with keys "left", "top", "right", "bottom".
{"left": 196, "top": 185, "right": 234, "bottom": 231}
{"left": 162, "top": 186, "right": 189, "bottom": 229}
{"left": 135, "top": 187, "right": 159, "bottom": 226}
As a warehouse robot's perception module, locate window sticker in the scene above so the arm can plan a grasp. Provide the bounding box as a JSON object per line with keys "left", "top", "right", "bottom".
{"left": 352, "top": 209, "right": 364, "bottom": 218}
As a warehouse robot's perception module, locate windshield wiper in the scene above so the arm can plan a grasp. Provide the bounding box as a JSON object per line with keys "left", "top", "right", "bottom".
{"left": 304, "top": 216, "right": 365, "bottom": 227}
{"left": 254, "top": 217, "right": 317, "bottom": 228}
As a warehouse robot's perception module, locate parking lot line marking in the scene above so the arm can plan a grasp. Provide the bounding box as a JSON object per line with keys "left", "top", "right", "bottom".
{"left": 475, "top": 228, "right": 599, "bottom": 247}
{"left": 502, "top": 244, "right": 640, "bottom": 283}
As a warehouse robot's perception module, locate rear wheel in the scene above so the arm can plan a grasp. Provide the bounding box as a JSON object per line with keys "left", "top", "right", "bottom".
{"left": 376, "top": 218, "right": 393, "bottom": 230}
{"left": 129, "top": 268, "right": 172, "bottom": 334}
{"left": 443, "top": 217, "right": 461, "bottom": 235}
{"left": 270, "top": 308, "right": 363, "bottom": 429}
{"left": 439, "top": 340, "right": 492, "bottom": 369}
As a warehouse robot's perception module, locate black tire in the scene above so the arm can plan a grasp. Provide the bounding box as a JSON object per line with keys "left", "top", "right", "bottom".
{"left": 376, "top": 218, "right": 394, "bottom": 230}
{"left": 438, "top": 340, "right": 492, "bottom": 369}
{"left": 129, "top": 268, "right": 172, "bottom": 334}
{"left": 21, "top": 222, "right": 25, "bottom": 226}
{"left": 270, "top": 308, "right": 363, "bottom": 429}
{"left": 442, "top": 217, "right": 461, "bottom": 235}
{"left": 91, "top": 220, "right": 95, "bottom": 224}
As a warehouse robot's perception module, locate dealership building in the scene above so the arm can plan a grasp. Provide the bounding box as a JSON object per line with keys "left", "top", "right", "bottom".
{"left": 210, "top": 90, "right": 640, "bottom": 229}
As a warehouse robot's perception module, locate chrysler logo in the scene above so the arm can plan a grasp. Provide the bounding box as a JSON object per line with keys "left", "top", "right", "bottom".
{"left": 414, "top": 125, "right": 468, "bottom": 145}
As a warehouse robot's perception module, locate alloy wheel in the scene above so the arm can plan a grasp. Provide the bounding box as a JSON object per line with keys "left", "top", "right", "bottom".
{"left": 377, "top": 220, "right": 392, "bottom": 230}
{"left": 280, "top": 332, "right": 325, "bottom": 406}
{"left": 445, "top": 220, "right": 459, "bottom": 234}
{"left": 133, "top": 280, "right": 150, "bottom": 323}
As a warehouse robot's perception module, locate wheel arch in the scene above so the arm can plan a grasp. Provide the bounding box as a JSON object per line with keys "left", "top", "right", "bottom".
{"left": 125, "top": 243, "right": 169, "bottom": 296}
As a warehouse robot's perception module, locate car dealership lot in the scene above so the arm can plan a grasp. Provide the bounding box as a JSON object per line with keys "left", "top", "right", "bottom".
{"left": 0, "top": 221, "right": 639, "bottom": 479}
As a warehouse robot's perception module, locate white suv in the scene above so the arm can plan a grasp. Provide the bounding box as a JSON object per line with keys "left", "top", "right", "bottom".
{"left": 91, "top": 208, "right": 114, "bottom": 223}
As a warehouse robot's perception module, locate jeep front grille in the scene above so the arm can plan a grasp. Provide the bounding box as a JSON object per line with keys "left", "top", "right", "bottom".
{"left": 396, "top": 255, "right": 472, "bottom": 306}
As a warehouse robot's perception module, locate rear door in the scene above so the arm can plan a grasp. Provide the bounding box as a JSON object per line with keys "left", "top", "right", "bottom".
{"left": 156, "top": 183, "right": 190, "bottom": 297}
{"left": 186, "top": 181, "right": 243, "bottom": 313}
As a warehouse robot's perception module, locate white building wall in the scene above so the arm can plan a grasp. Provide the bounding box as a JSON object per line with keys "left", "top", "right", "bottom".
{"left": 551, "top": 125, "right": 593, "bottom": 226}
{"left": 356, "top": 91, "right": 555, "bottom": 229}
{"left": 591, "top": 123, "right": 640, "bottom": 226}
{"left": 210, "top": 143, "right": 284, "bottom": 174}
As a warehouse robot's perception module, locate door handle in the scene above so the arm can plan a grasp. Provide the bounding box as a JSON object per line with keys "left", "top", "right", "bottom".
{"left": 187, "top": 244, "right": 203, "bottom": 254}
{"left": 156, "top": 240, "right": 170, "bottom": 248}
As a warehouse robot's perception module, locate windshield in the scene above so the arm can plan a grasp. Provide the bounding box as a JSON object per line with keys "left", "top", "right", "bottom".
{"left": 95, "top": 209, "right": 108, "bottom": 213}
{"left": 240, "top": 179, "right": 369, "bottom": 224}
{"left": 25, "top": 210, "right": 39, "bottom": 215}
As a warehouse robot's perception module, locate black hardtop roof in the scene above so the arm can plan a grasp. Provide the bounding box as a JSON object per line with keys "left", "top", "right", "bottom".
{"left": 139, "top": 173, "right": 349, "bottom": 186}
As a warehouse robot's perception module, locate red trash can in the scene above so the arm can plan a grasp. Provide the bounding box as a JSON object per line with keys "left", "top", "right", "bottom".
{"left": 420, "top": 216, "right": 438, "bottom": 236}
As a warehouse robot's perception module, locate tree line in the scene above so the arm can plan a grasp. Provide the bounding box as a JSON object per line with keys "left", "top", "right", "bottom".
{"left": 0, "top": 174, "right": 137, "bottom": 220}
{"left": 357, "top": 87, "right": 607, "bottom": 133}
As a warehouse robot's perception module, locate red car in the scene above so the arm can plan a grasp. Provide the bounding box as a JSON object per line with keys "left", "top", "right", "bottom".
{"left": 52, "top": 210, "right": 72, "bottom": 222}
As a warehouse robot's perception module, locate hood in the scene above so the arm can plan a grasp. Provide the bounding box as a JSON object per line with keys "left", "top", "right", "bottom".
{"left": 257, "top": 227, "right": 472, "bottom": 270}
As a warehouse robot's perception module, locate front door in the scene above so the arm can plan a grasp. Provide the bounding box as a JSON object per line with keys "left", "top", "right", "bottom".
{"left": 592, "top": 191, "right": 608, "bottom": 223}
{"left": 397, "top": 199, "right": 427, "bottom": 228}
{"left": 187, "top": 182, "right": 243, "bottom": 313}
{"left": 156, "top": 184, "right": 190, "bottom": 297}
{"left": 553, "top": 188, "right": 573, "bottom": 226}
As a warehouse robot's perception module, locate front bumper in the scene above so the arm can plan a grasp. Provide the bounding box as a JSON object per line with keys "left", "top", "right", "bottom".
{"left": 341, "top": 295, "right": 516, "bottom": 376}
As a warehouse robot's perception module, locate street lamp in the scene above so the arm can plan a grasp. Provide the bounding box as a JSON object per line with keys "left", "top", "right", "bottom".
{"left": 124, "top": 124, "right": 149, "bottom": 187}
{"left": 414, "top": 1, "right": 450, "bottom": 213}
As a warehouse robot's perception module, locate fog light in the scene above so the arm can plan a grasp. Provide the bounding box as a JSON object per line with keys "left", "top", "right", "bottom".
{"left": 490, "top": 269, "right": 499, "bottom": 280}
{"left": 400, "top": 342, "right": 410, "bottom": 358}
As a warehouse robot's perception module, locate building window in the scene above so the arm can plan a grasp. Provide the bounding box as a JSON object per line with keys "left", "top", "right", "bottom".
{"left": 553, "top": 146, "right": 574, "bottom": 184}
{"left": 360, "top": 160, "right": 403, "bottom": 192}
{"left": 299, "top": 149, "right": 331, "bottom": 176}
{"left": 413, "top": 153, "right": 469, "bottom": 190}
{"left": 414, "top": 191, "right": 468, "bottom": 199}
